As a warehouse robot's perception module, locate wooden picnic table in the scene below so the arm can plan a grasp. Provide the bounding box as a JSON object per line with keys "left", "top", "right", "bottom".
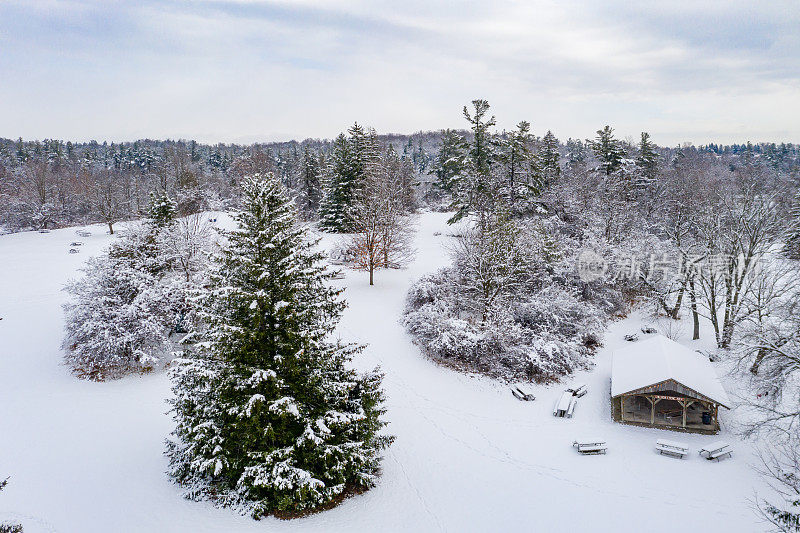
{"left": 699, "top": 441, "right": 732, "bottom": 461}
{"left": 573, "top": 440, "right": 607, "bottom": 455}
{"left": 553, "top": 391, "right": 573, "bottom": 417}
{"left": 656, "top": 439, "right": 689, "bottom": 458}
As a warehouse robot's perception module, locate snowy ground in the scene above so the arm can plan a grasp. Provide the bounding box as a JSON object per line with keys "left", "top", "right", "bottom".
{"left": 0, "top": 212, "right": 771, "bottom": 532}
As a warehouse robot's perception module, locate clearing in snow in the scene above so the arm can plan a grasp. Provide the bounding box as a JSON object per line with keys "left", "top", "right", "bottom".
{"left": 0, "top": 211, "right": 771, "bottom": 532}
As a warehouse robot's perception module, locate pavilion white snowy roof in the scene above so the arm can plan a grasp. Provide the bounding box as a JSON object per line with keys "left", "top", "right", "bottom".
{"left": 611, "top": 335, "right": 731, "bottom": 408}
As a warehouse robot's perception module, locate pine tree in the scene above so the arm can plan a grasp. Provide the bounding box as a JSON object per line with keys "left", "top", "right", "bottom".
{"left": 319, "top": 125, "right": 379, "bottom": 232}
{"left": 319, "top": 134, "right": 356, "bottom": 232}
{"left": 430, "top": 129, "right": 466, "bottom": 193}
{"left": 565, "top": 138, "right": 587, "bottom": 169}
{"left": 63, "top": 223, "right": 177, "bottom": 378}
{"left": 498, "top": 121, "right": 534, "bottom": 206}
{"left": 449, "top": 99, "right": 498, "bottom": 226}
{"left": 297, "top": 144, "right": 321, "bottom": 219}
{"left": 539, "top": 130, "right": 561, "bottom": 186}
{"left": 167, "top": 174, "right": 391, "bottom": 518}
{"left": 636, "top": 132, "right": 659, "bottom": 184}
{"left": 588, "top": 125, "right": 626, "bottom": 175}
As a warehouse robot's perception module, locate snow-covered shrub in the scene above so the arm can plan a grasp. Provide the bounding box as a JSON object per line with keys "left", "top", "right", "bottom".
{"left": 327, "top": 236, "right": 357, "bottom": 265}
{"left": 404, "top": 216, "right": 610, "bottom": 382}
{"left": 63, "top": 197, "right": 210, "bottom": 379}
{"left": 405, "top": 268, "right": 606, "bottom": 381}
{"left": 62, "top": 224, "right": 183, "bottom": 378}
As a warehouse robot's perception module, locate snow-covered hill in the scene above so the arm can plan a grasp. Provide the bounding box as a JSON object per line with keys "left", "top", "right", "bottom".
{"left": 0, "top": 212, "right": 769, "bottom": 532}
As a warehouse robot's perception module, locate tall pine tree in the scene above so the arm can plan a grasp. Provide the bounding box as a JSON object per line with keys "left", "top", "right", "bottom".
{"left": 498, "top": 121, "right": 534, "bottom": 207}
{"left": 539, "top": 130, "right": 561, "bottom": 186}
{"left": 167, "top": 173, "right": 391, "bottom": 518}
{"left": 449, "top": 99, "right": 498, "bottom": 227}
{"left": 296, "top": 144, "right": 321, "bottom": 220}
{"left": 588, "top": 125, "right": 626, "bottom": 175}
{"left": 635, "top": 131, "right": 659, "bottom": 184}
{"left": 319, "top": 133, "right": 357, "bottom": 232}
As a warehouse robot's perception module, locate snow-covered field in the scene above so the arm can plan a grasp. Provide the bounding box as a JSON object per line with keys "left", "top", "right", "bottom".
{"left": 0, "top": 211, "right": 770, "bottom": 532}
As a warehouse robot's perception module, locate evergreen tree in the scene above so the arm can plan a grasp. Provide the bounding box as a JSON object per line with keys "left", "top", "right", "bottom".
{"left": 297, "top": 144, "right": 321, "bottom": 219}
{"left": 539, "top": 130, "right": 561, "bottom": 186}
{"left": 319, "top": 134, "right": 356, "bottom": 232}
{"left": 498, "top": 121, "right": 534, "bottom": 206}
{"left": 449, "top": 99, "right": 498, "bottom": 226}
{"left": 347, "top": 122, "right": 371, "bottom": 185}
{"left": 588, "top": 125, "right": 626, "bottom": 175}
{"left": 63, "top": 223, "right": 177, "bottom": 378}
{"left": 319, "top": 125, "right": 379, "bottom": 232}
{"left": 565, "top": 138, "right": 587, "bottom": 169}
{"left": 636, "top": 132, "right": 659, "bottom": 183}
{"left": 147, "top": 189, "right": 177, "bottom": 228}
{"left": 167, "top": 174, "right": 391, "bottom": 518}
{"left": 430, "top": 129, "right": 466, "bottom": 193}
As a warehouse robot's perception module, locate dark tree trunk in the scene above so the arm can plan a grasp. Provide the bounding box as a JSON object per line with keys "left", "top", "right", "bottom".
{"left": 689, "top": 277, "right": 700, "bottom": 341}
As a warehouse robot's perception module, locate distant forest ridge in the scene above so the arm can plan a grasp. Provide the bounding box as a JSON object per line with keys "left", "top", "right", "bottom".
{"left": 1, "top": 126, "right": 798, "bottom": 235}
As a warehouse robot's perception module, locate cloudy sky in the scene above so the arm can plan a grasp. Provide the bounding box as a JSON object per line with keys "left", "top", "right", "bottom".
{"left": 1, "top": 0, "right": 799, "bottom": 145}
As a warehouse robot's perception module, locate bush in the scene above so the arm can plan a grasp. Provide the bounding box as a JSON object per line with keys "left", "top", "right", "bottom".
{"left": 404, "top": 267, "right": 607, "bottom": 382}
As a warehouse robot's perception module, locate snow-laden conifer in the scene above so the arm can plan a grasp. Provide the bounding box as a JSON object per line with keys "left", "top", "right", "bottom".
{"left": 167, "top": 173, "right": 391, "bottom": 518}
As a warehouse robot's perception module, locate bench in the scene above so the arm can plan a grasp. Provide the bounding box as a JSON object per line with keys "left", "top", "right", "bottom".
{"left": 510, "top": 386, "right": 535, "bottom": 402}
{"left": 573, "top": 440, "right": 607, "bottom": 455}
{"left": 567, "top": 383, "right": 588, "bottom": 398}
{"left": 699, "top": 441, "right": 732, "bottom": 461}
{"left": 656, "top": 439, "right": 689, "bottom": 458}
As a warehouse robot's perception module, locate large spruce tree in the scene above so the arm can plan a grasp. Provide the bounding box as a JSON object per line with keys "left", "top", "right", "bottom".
{"left": 167, "top": 173, "right": 391, "bottom": 518}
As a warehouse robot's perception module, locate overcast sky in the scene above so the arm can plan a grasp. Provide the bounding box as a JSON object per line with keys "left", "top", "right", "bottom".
{"left": 1, "top": 0, "right": 799, "bottom": 146}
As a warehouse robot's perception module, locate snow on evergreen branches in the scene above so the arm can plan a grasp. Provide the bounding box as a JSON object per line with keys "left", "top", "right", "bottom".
{"left": 167, "top": 173, "right": 391, "bottom": 518}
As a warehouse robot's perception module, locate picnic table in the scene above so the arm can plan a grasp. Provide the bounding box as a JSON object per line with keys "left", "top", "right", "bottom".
{"left": 656, "top": 439, "right": 689, "bottom": 458}
{"left": 699, "top": 441, "right": 732, "bottom": 461}
{"left": 565, "top": 396, "right": 577, "bottom": 418}
{"left": 573, "top": 439, "right": 607, "bottom": 455}
{"left": 553, "top": 391, "right": 573, "bottom": 417}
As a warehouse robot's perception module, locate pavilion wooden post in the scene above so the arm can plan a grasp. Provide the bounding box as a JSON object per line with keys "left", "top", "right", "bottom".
{"left": 681, "top": 399, "right": 686, "bottom": 428}
{"left": 620, "top": 396, "right": 624, "bottom": 422}
{"left": 683, "top": 400, "right": 695, "bottom": 428}
{"left": 647, "top": 396, "right": 661, "bottom": 425}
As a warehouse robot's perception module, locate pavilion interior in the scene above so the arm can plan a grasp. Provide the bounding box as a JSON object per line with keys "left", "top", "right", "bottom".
{"left": 612, "top": 391, "right": 720, "bottom": 434}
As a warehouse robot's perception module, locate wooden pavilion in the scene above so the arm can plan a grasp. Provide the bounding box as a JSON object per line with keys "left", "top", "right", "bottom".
{"left": 610, "top": 335, "right": 730, "bottom": 434}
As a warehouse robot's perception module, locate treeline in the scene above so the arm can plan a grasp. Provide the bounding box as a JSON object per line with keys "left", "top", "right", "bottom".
{"left": 0, "top": 132, "right": 434, "bottom": 234}
{"left": 1, "top": 130, "right": 798, "bottom": 234}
